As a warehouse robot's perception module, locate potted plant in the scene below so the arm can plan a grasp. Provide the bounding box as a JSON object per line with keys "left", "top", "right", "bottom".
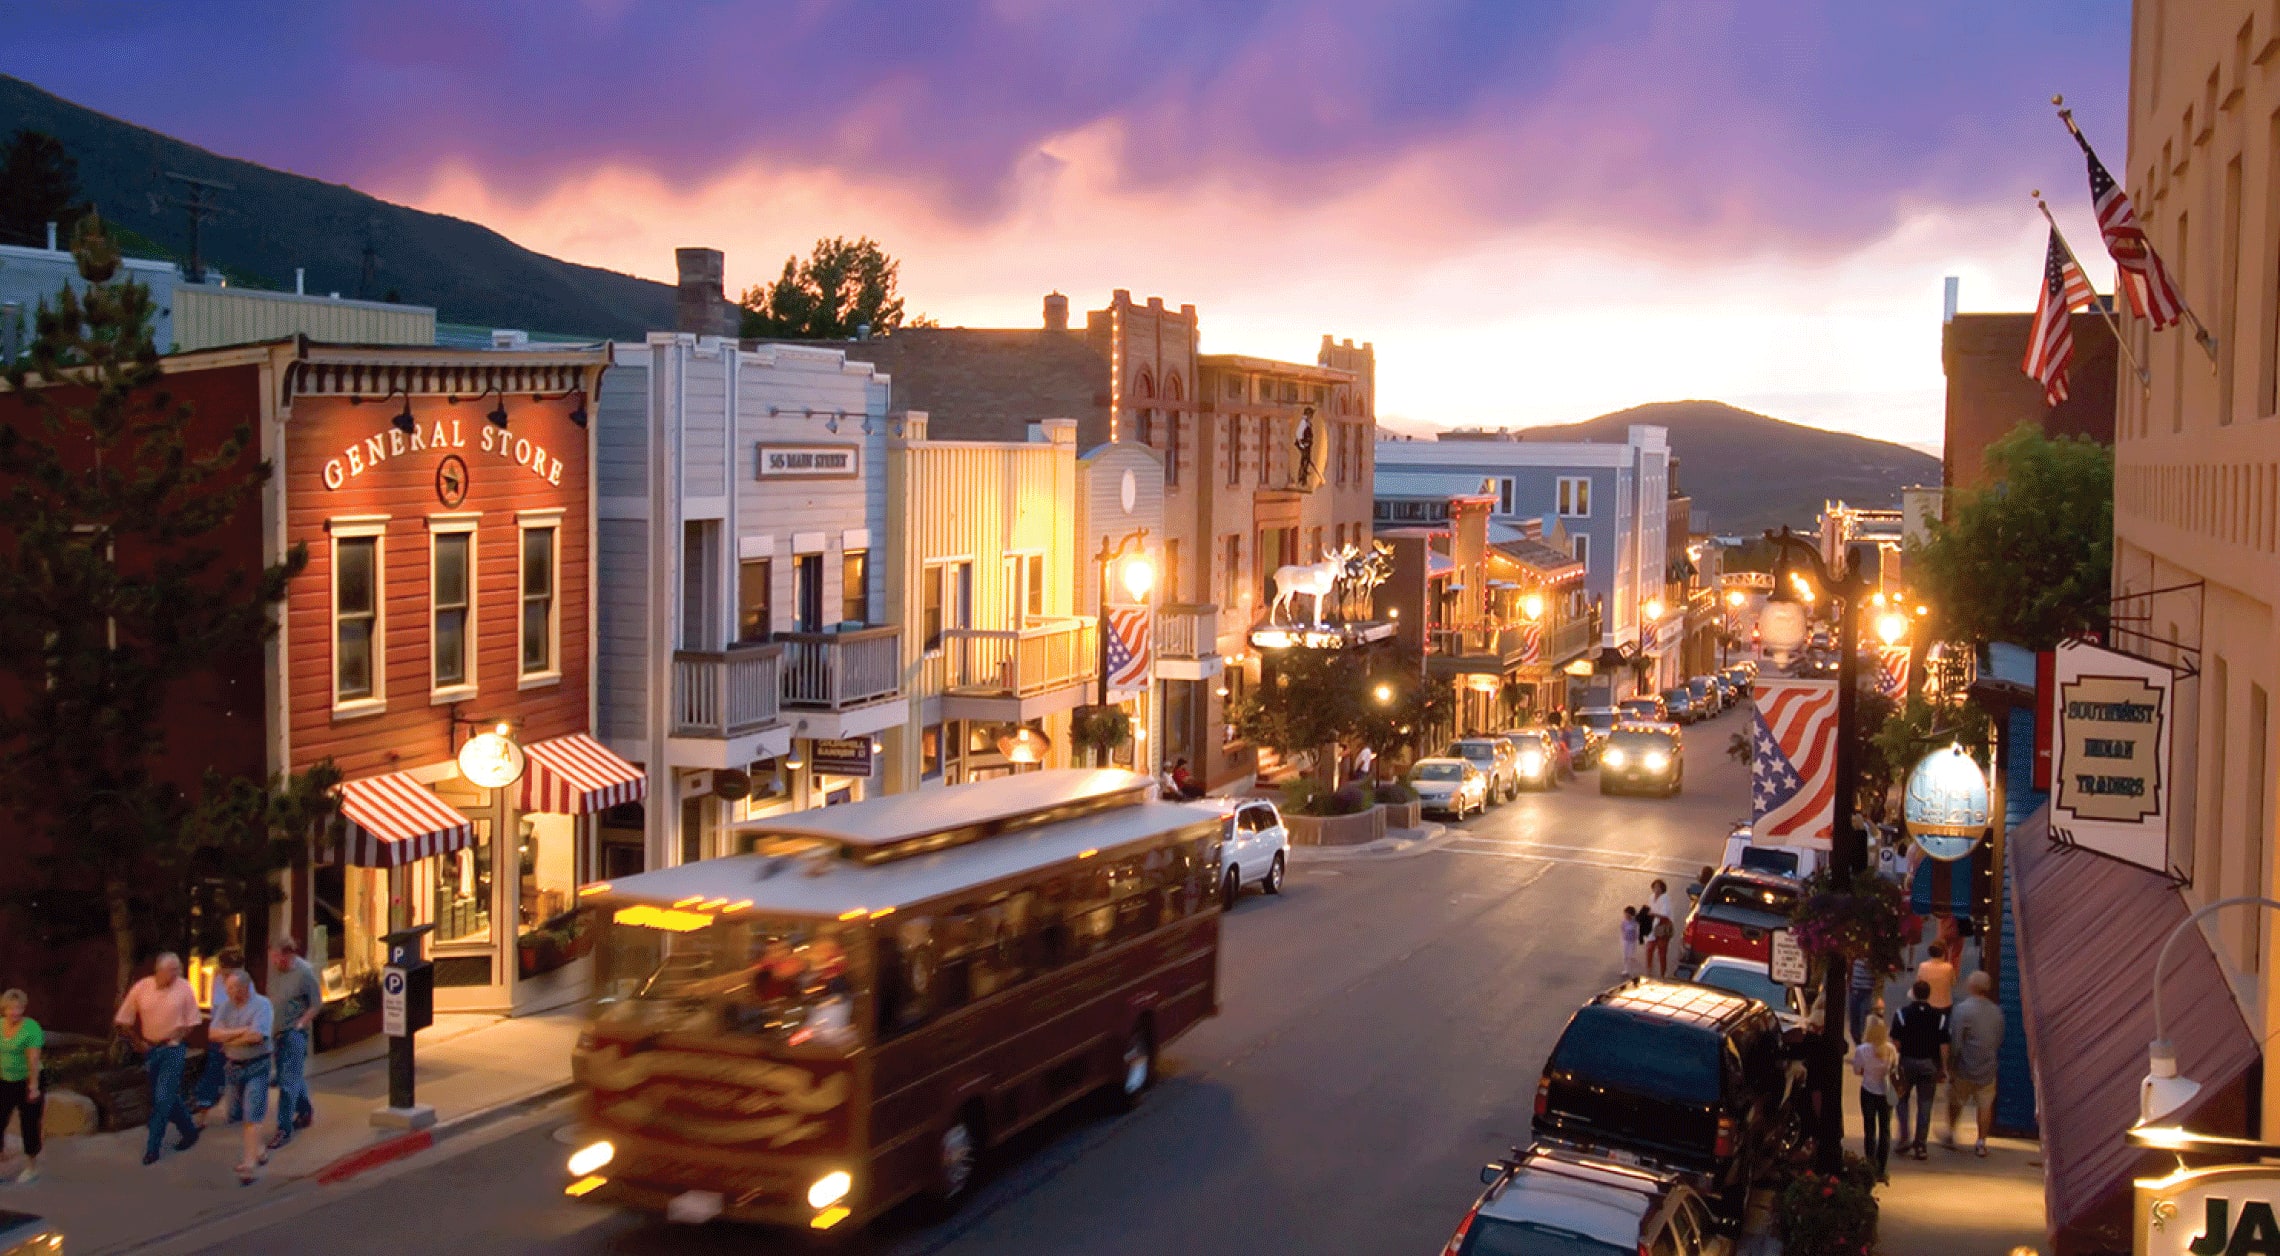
{"left": 315, "top": 971, "right": 384, "bottom": 1053}
{"left": 1777, "top": 1154, "right": 1879, "bottom": 1255}
{"left": 1789, "top": 868, "right": 1911, "bottom": 978}
{"left": 1069, "top": 704, "right": 1133, "bottom": 766}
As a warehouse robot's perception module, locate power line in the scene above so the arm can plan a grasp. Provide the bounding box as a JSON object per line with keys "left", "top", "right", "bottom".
{"left": 148, "top": 171, "right": 233, "bottom": 284}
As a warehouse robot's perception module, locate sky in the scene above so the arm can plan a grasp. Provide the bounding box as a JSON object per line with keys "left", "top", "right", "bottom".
{"left": 2, "top": 1, "right": 2135, "bottom": 453}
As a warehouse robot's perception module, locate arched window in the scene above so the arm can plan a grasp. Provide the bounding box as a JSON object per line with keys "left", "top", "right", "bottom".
{"left": 1132, "top": 371, "right": 1156, "bottom": 446}
{"left": 1163, "top": 375, "right": 1184, "bottom": 487}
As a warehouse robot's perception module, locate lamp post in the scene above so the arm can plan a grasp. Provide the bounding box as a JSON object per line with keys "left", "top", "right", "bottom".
{"left": 1092, "top": 527, "right": 1153, "bottom": 766}
{"left": 1762, "top": 525, "right": 1872, "bottom": 1174}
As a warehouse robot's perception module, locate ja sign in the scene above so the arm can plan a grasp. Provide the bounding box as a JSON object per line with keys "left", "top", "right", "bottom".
{"left": 2139, "top": 1164, "right": 2280, "bottom": 1256}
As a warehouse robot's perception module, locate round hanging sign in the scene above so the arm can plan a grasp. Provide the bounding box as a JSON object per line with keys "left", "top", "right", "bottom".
{"left": 457, "top": 730, "right": 527, "bottom": 789}
{"left": 1904, "top": 743, "right": 1991, "bottom": 861}
{"left": 1120, "top": 468, "right": 1138, "bottom": 514}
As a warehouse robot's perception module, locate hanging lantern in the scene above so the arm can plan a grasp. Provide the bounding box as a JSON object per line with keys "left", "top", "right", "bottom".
{"left": 997, "top": 726, "right": 1052, "bottom": 765}
{"left": 1759, "top": 599, "right": 1808, "bottom": 665}
{"left": 1904, "top": 744, "right": 1992, "bottom": 861}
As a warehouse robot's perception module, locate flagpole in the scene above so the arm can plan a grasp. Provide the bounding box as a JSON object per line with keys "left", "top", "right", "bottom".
{"left": 2033, "top": 190, "right": 2152, "bottom": 391}
{"left": 2055, "top": 95, "right": 2221, "bottom": 364}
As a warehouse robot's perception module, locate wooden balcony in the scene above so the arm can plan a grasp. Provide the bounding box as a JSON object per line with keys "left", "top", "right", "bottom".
{"left": 937, "top": 618, "right": 1097, "bottom": 723}
{"left": 1156, "top": 603, "right": 1219, "bottom": 659}
{"left": 1426, "top": 625, "right": 1532, "bottom": 676}
{"left": 1547, "top": 614, "right": 1598, "bottom": 664}
{"left": 670, "top": 642, "right": 783, "bottom": 740}
{"left": 778, "top": 625, "right": 902, "bottom": 710}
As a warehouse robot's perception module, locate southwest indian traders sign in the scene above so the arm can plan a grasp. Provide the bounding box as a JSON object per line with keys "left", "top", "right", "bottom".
{"left": 322, "top": 416, "right": 567, "bottom": 491}
{"left": 2050, "top": 638, "right": 2174, "bottom": 875}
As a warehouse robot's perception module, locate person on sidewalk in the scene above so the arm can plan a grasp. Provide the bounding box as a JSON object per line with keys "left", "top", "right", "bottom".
{"left": 1915, "top": 941, "right": 1957, "bottom": 1011}
{"left": 191, "top": 946, "right": 245, "bottom": 1123}
{"left": 1849, "top": 1015, "right": 1898, "bottom": 1181}
{"left": 0, "top": 990, "right": 43, "bottom": 1184}
{"left": 1890, "top": 980, "right": 1950, "bottom": 1160}
{"left": 208, "top": 971, "right": 274, "bottom": 1185}
{"left": 1945, "top": 971, "right": 2006, "bottom": 1156}
{"left": 1846, "top": 957, "right": 1877, "bottom": 1044}
{"left": 267, "top": 938, "right": 321, "bottom": 1150}
{"left": 113, "top": 952, "right": 202, "bottom": 1166}
{"left": 1620, "top": 907, "right": 1641, "bottom": 977}
{"left": 1645, "top": 880, "right": 1676, "bottom": 977}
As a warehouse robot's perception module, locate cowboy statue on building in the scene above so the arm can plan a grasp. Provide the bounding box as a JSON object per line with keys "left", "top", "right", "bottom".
{"left": 1292, "top": 405, "right": 1318, "bottom": 491}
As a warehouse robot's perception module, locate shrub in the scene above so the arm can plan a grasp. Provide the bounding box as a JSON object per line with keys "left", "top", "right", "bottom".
{"left": 1280, "top": 778, "right": 1325, "bottom": 817}
{"left": 1778, "top": 1155, "right": 1879, "bottom": 1256}
{"left": 1373, "top": 780, "right": 1418, "bottom": 804}
{"left": 1328, "top": 784, "right": 1370, "bottom": 815}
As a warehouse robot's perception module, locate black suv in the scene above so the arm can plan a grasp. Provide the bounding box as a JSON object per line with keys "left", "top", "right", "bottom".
{"left": 1533, "top": 979, "right": 1795, "bottom": 1214}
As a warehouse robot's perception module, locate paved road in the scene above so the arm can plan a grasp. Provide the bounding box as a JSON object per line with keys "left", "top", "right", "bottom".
{"left": 200, "top": 709, "right": 1756, "bottom": 1256}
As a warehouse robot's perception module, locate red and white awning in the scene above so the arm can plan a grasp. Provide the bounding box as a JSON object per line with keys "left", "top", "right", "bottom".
{"left": 518, "top": 733, "right": 646, "bottom": 815}
{"left": 335, "top": 772, "right": 477, "bottom": 868}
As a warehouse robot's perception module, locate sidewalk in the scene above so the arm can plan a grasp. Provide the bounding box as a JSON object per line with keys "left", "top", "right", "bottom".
{"left": 1852, "top": 1081, "right": 2047, "bottom": 1254}
{"left": 0, "top": 1007, "right": 583, "bottom": 1255}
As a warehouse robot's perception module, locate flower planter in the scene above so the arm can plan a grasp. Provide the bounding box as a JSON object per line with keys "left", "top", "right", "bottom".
{"left": 1283, "top": 806, "right": 1386, "bottom": 847}
{"left": 316, "top": 1008, "right": 383, "bottom": 1054}
{"left": 1379, "top": 800, "right": 1422, "bottom": 830}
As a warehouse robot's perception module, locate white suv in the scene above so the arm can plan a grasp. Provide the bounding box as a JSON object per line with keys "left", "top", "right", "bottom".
{"left": 1207, "top": 798, "right": 1289, "bottom": 908}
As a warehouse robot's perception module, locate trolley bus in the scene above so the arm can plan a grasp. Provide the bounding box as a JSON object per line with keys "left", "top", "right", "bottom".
{"left": 563, "top": 769, "right": 1225, "bottom": 1232}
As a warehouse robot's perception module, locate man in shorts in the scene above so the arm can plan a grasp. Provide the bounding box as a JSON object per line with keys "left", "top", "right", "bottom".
{"left": 207, "top": 971, "right": 275, "bottom": 1184}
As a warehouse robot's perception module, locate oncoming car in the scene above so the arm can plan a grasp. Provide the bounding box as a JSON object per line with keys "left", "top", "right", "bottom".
{"left": 1599, "top": 724, "right": 1684, "bottom": 796}
{"left": 1496, "top": 728, "right": 1563, "bottom": 790}
{"left": 1409, "top": 758, "right": 1489, "bottom": 818}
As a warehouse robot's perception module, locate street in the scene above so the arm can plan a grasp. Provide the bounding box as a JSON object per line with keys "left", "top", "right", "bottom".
{"left": 200, "top": 709, "right": 1753, "bottom": 1256}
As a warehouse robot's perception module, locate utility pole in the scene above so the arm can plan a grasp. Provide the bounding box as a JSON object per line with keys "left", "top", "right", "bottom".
{"left": 150, "top": 172, "right": 233, "bottom": 284}
{"left": 359, "top": 219, "right": 380, "bottom": 299}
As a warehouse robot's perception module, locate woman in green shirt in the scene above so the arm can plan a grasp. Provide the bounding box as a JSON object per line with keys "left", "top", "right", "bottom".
{"left": 0, "top": 989, "right": 40, "bottom": 1183}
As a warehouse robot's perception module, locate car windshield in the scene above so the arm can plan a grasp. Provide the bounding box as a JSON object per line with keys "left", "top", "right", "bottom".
{"left": 1561, "top": 730, "right": 1589, "bottom": 747}
{"left": 1578, "top": 711, "right": 1619, "bottom": 732}
{"left": 1696, "top": 964, "right": 1793, "bottom": 1012}
{"left": 1413, "top": 762, "right": 1466, "bottom": 782}
{"left": 1706, "top": 881, "right": 1798, "bottom": 916}
{"left": 1460, "top": 1218, "right": 1631, "bottom": 1256}
{"left": 1550, "top": 1007, "right": 1722, "bottom": 1104}
{"left": 1452, "top": 743, "right": 1495, "bottom": 762}
{"left": 1606, "top": 730, "right": 1676, "bottom": 754}
{"left": 594, "top": 911, "right": 866, "bottom": 1050}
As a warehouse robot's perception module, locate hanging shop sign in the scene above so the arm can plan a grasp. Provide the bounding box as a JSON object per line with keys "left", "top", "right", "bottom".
{"left": 1903, "top": 744, "right": 1992, "bottom": 862}
{"left": 2050, "top": 638, "right": 2173, "bottom": 874}
{"left": 2138, "top": 1164, "right": 2280, "bottom": 1256}
{"left": 457, "top": 729, "right": 527, "bottom": 789}
{"left": 809, "top": 737, "right": 875, "bottom": 777}
{"left": 321, "top": 417, "right": 563, "bottom": 491}
{"left": 756, "top": 443, "right": 860, "bottom": 480}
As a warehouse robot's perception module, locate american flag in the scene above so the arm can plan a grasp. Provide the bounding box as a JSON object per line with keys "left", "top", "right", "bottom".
{"left": 1520, "top": 620, "right": 1543, "bottom": 665}
{"left": 1749, "top": 677, "right": 1840, "bottom": 850}
{"left": 2083, "top": 140, "right": 2185, "bottom": 328}
{"left": 1874, "top": 645, "right": 1911, "bottom": 699}
{"left": 1105, "top": 605, "right": 1151, "bottom": 692}
{"left": 2023, "top": 231, "right": 2093, "bottom": 406}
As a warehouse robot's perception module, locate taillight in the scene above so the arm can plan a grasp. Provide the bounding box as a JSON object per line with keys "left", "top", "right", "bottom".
{"left": 1534, "top": 1077, "right": 1550, "bottom": 1118}
{"left": 1442, "top": 1202, "right": 1481, "bottom": 1255}
{"left": 1714, "top": 1114, "right": 1738, "bottom": 1160}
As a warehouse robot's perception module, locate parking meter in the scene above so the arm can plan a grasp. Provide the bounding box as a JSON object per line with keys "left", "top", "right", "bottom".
{"left": 376, "top": 925, "right": 438, "bottom": 1129}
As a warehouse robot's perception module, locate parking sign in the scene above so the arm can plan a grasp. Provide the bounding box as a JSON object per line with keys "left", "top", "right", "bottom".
{"left": 382, "top": 966, "right": 408, "bottom": 1037}
{"left": 1768, "top": 930, "right": 1809, "bottom": 987}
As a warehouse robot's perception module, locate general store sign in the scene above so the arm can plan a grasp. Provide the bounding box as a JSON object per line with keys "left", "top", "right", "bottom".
{"left": 320, "top": 417, "right": 565, "bottom": 490}
{"left": 2050, "top": 639, "right": 2174, "bottom": 875}
{"left": 2138, "top": 1164, "right": 2280, "bottom": 1256}
{"left": 757, "top": 443, "right": 860, "bottom": 479}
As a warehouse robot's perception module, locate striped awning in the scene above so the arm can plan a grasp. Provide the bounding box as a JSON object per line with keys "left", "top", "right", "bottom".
{"left": 336, "top": 772, "right": 477, "bottom": 868}
{"left": 519, "top": 733, "right": 646, "bottom": 815}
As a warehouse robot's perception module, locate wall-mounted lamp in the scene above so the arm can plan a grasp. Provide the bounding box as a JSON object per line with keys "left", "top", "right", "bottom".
{"left": 488, "top": 391, "right": 510, "bottom": 430}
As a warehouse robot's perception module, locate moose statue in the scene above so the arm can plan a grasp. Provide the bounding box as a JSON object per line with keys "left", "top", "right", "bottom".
{"left": 1270, "top": 542, "right": 1392, "bottom": 629}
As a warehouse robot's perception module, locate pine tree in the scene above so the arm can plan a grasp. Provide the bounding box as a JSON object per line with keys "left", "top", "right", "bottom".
{"left": 0, "top": 216, "right": 320, "bottom": 1006}
{"left": 0, "top": 129, "right": 88, "bottom": 248}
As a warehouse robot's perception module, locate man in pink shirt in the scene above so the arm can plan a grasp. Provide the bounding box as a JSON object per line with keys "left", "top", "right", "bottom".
{"left": 113, "top": 952, "right": 202, "bottom": 1165}
{"left": 1915, "top": 941, "right": 1959, "bottom": 1011}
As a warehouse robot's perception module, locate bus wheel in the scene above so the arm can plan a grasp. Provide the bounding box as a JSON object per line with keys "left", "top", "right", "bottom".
{"left": 1222, "top": 867, "right": 1241, "bottom": 911}
{"left": 1115, "top": 1022, "right": 1155, "bottom": 1110}
{"left": 932, "top": 1109, "right": 980, "bottom": 1206}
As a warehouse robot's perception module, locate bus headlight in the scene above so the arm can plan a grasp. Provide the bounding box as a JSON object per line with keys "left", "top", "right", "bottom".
{"left": 567, "top": 1140, "right": 615, "bottom": 1176}
{"left": 808, "top": 1169, "right": 853, "bottom": 1210}
{"left": 1643, "top": 752, "right": 1671, "bottom": 772}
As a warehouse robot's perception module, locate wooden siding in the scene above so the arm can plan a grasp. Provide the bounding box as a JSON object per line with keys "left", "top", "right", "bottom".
{"left": 173, "top": 286, "right": 434, "bottom": 352}
{"left": 731, "top": 345, "right": 890, "bottom": 638}
{"left": 1077, "top": 442, "right": 1166, "bottom": 614}
{"left": 682, "top": 348, "right": 729, "bottom": 500}
{"left": 283, "top": 393, "right": 592, "bottom": 779}
{"left": 594, "top": 361, "right": 650, "bottom": 501}
{"left": 596, "top": 517, "right": 650, "bottom": 745}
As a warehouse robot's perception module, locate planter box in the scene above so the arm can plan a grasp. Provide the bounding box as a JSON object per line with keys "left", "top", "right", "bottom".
{"left": 316, "top": 1008, "right": 383, "bottom": 1054}
{"left": 81, "top": 1066, "right": 150, "bottom": 1133}
{"left": 1379, "top": 800, "right": 1422, "bottom": 830}
{"left": 1284, "top": 806, "right": 1386, "bottom": 847}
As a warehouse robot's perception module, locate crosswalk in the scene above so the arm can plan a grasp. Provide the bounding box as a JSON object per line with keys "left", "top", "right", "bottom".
{"left": 1435, "top": 832, "right": 1704, "bottom": 879}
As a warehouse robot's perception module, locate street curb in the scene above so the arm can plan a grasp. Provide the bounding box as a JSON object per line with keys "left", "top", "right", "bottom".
{"left": 313, "top": 1129, "right": 431, "bottom": 1184}
{"left": 1287, "top": 822, "right": 1451, "bottom": 861}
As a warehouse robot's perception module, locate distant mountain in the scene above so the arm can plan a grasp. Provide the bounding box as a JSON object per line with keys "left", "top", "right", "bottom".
{"left": 0, "top": 75, "right": 674, "bottom": 339}
{"left": 1513, "top": 401, "right": 1941, "bottom": 535}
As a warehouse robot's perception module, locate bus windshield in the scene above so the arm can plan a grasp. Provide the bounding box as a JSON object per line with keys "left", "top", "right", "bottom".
{"left": 594, "top": 912, "right": 869, "bottom": 1051}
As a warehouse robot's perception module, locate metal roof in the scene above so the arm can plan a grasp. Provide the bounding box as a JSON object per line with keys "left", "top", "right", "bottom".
{"left": 1374, "top": 469, "right": 1495, "bottom": 498}
{"left": 732, "top": 768, "right": 1152, "bottom": 848}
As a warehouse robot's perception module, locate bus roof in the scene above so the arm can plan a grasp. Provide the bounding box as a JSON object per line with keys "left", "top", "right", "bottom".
{"left": 729, "top": 768, "right": 1155, "bottom": 862}
{"left": 598, "top": 794, "right": 1225, "bottom": 920}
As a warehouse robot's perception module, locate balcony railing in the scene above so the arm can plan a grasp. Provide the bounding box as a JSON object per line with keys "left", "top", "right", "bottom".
{"left": 938, "top": 618, "right": 1097, "bottom": 698}
{"left": 778, "top": 625, "right": 903, "bottom": 710}
{"left": 1156, "top": 603, "right": 1218, "bottom": 659}
{"left": 1547, "top": 614, "right": 1597, "bottom": 663}
{"left": 671, "top": 642, "right": 783, "bottom": 739}
{"left": 1687, "top": 587, "right": 1719, "bottom": 618}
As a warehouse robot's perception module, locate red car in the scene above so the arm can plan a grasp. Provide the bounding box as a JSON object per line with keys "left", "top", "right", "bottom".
{"left": 1680, "top": 869, "right": 1801, "bottom": 971}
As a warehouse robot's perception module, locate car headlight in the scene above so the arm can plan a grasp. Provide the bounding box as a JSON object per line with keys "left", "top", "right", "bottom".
{"left": 808, "top": 1169, "right": 854, "bottom": 1210}
{"left": 1604, "top": 749, "right": 1627, "bottom": 768}
{"left": 1643, "top": 751, "right": 1671, "bottom": 771}
{"left": 1519, "top": 753, "right": 1544, "bottom": 775}
{"left": 567, "top": 1139, "right": 615, "bottom": 1176}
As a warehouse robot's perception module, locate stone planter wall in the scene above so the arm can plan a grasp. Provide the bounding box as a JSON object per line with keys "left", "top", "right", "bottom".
{"left": 1379, "top": 800, "right": 1422, "bottom": 830}
{"left": 1284, "top": 806, "right": 1387, "bottom": 847}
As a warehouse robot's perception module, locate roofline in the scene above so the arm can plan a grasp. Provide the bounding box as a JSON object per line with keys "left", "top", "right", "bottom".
{"left": 1196, "top": 353, "right": 1355, "bottom": 383}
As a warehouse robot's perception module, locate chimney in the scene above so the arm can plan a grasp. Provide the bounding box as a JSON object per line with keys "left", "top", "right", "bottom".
{"left": 1043, "top": 292, "right": 1069, "bottom": 331}
{"left": 676, "top": 247, "right": 736, "bottom": 338}
{"left": 1942, "top": 276, "right": 1960, "bottom": 324}
{"left": 1039, "top": 417, "right": 1078, "bottom": 447}
{"left": 295, "top": 267, "right": 306, "bottom": 296}
{"left": 45, "top": 222, "right": 57, "bottom": 251}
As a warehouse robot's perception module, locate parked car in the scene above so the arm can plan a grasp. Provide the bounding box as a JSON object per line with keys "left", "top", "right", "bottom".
{"left": 1689, "top": 955, "right": 1808, "bottom": 1032}
{"left": 1409, "top": 758, "right": 1489, "bottom": 818}
{"left": 1721, "top": 664, "right": 1753, "bottom": 698}
{"left": 1679, "top": 869, "right": 1802, "bottom": 972}
{"left": 1559, "top": 725, "right": 1604, "bottom": 770}
{"left": 1496, "top": 728, "right": 1563, "bottom": 790}
{"left": 1200, "top": 797, "right": 1289, "bottom": 905}
{"left": 1534, "top": 979, "right": 1797, "bottom": 1213}
{"left": 1575, "top": 705, "right": 1624, "bottom": 738}
{"left": 1658, "top": 687, "right": 1700, "bottom": 723}
{"left": 1600, "top": 724, "right": 1684, "bottom": 796}
{"left": 1448, "top": 737, "right": 1521, "bottom": 803}
{"left": 1619, "top": 694, "right": 1667, "bottom": 724}
{"left": 1718, "top": 826, "right": 1824, "bottom": 881}
{"left": 1444, "top": 1146, "right": 1736, "bottom": 1256}
{"left": 0, "top": 1212, "right": 61, "bottom": 1256}
{"left": 1709, "top": 675, "right": 1740, "bottom": 709}
{"left": 1687, "top": 676, "right": 1723, "bottom": 715}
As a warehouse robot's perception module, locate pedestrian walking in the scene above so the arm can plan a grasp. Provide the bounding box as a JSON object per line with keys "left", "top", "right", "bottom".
{"left": 1847, "top": 956, "right": 1876, "bottom": 1044}
{"left": 113, "top": 952, "right": 202, "bottom": 1165}
{"left": 208, "top": 970, "right": 274, "bottom": 1185}
{"left": 0, "top": 990, "right": 44, "bottom": 1183}
{"left": 1916, "top": 942, "right": 1958, "bottom": 1011}
{"left": 1645, "top": 880, "right": 1676, "bottom": 977}
{"left": 1620, "top": 907, "right": 1641, "bottom": 976}
{"left": 191, "top": 946, "right": 245, "bottom": 1121}
{"left": 1945, "top": 971, "right": 2005, "bottom": 1156}
{"left": 267, "top": 938, "right": 321, "bottom": 1149}
{"left": 1890, "top": 979, "right": 1950, "bottom": 1160}
{"left": 1850, "top": 1016, "right": 1898, "bottom": 1181}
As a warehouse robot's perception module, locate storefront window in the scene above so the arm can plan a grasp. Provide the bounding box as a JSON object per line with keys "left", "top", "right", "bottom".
{"left": 434, "top": 818, "right": 494, "bottom": 943}
{"left": 335, "top": 535, "right": 379, "bottom": 701}
{"left": 521, "top": 525, "right": 557, "bottom": 675}
{"left": 515, "top": 812, "right": 583, "bottom": 980}
{"left": 432, "top": 529, "right": 472, "bottom": 689}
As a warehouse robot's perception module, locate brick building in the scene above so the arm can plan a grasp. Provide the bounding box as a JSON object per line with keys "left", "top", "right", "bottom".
{"left": 1941, "top": 309, "right": 2117, "bottom": 493}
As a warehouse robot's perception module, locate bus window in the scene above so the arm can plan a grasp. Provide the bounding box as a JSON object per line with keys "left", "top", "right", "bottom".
{"left": 967, "top": 891, "right": 1034, "bottom": 999}
{"left": 595, "top": 915, "right": 865, "bottom": 1050}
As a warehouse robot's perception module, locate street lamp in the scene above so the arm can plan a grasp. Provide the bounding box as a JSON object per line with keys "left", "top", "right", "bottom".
{"left": 1725, "top": 589, "right": 1746, "bottom": 609}
{"left": 1642, "top": 597, "right": 1665, "bottom": 621}
{"left": 1373, "top": 682, "right": 1395, "bottom": 705}
{"left": 1874, "top": 609, "right": 1909, "bottom": 646}
{"left": 1520, "top": 592, "right": 1545, "bottom": 622}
